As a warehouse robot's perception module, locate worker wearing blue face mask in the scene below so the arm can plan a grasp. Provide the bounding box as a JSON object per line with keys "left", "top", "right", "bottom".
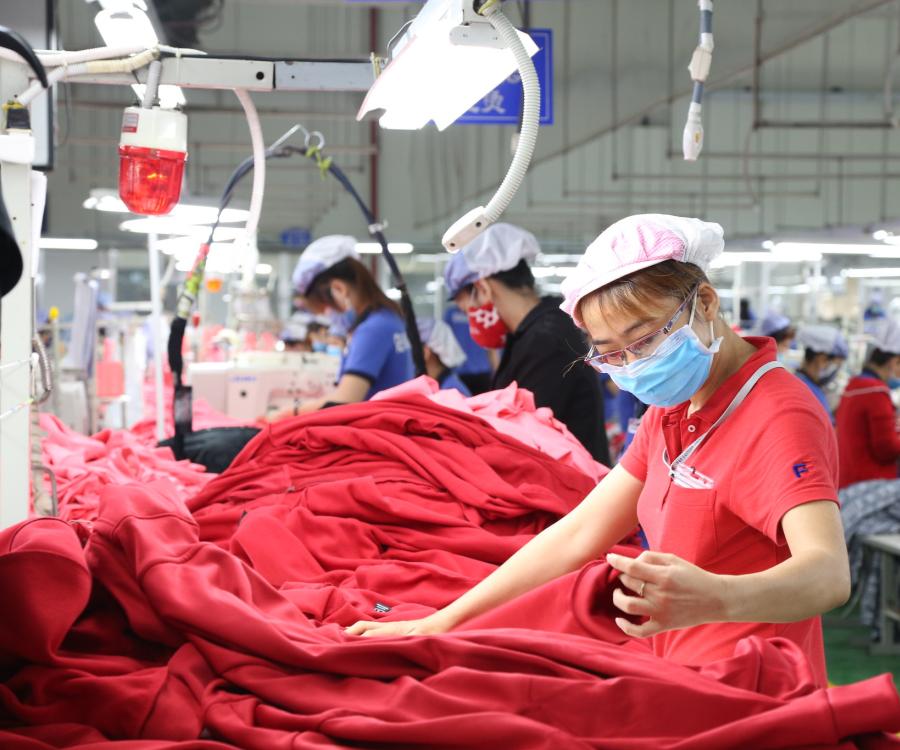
{"left": 275, "top": 235, "right": 414, "bottom": 416}
{"left": 417, "top": 317, "right": 471, "bottom": 397}
{"left": 794, "top": 325, "right": 848, "bottom": 424}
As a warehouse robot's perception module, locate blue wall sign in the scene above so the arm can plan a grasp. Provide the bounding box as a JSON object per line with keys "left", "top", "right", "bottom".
{"left": 455, "top": 28, "right": 554, "bottom": 126}
{"left": 280, "top": 227, "right": 312, "bottom": 248}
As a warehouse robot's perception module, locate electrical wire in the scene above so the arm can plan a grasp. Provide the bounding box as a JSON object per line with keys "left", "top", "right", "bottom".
{"left": 166, "top": 133, "right": 427, "bottom": 436}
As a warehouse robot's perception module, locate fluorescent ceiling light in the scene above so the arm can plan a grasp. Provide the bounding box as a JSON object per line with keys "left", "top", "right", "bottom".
{"left": 93, "top": 3, "right": 186, "bottom": 107}
{"left": 770, "top": 242, "right": 882, "bottom": 256}
{"left": 85, "top": 190, "right": 248, "bottom": 224}
{"left": 173, "top": 242, "right": 244, "bottom": 274}
{"left": 255, "top": 263, "right": 273, "bottom": 275}
{"left": 122, "top": 220, "right": 245, "bottom": 240}
{"left": 877, "top": 235, "right": 900, "bottom": 246}
{"left": 357, "top": 0, "right": 538, "bottom": 130}
{"left": 841, "top": 268, "right": 900, "bottom": 278}
{"left": 38, "top": 237, "right": 99, "bottom": 250}
{"left": 152, "top": 233, "right": 245, "bottom": 256}
{"left": 532, "top": 266, "right": 574, "bottom": 278}
{"left": 385, "top": 287, "right": 403, "bottom": 300}
{"left": 709, "top": 250, "right": 822, "bottom": 269}
{"left": 356, "top": 242, "right": 414, "bottom": 254}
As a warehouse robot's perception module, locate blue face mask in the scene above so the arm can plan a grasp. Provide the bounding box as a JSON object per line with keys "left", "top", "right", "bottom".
{"left": 889, "top": 377, "right": 900, "bottom": 390}
{"left": 325, "top": 344, "right": 344, "bottom": 358}
{"left": 311, "top": 341, "right": 327, "bottom": 353}
{"left": 599, "top": 300, "right": 722, "bottom": 407}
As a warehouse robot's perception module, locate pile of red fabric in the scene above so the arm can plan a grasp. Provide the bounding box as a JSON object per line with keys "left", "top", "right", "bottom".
{"left": 4, "top": 395, "right": 899, "bottom": 748}
{"left": 38, "top": 414, "right": 212, "bottom": 523}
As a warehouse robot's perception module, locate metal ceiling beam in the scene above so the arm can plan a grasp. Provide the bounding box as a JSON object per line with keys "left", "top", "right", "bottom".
{"left": 415, "top": 0, "right": 899, "bottom": 231}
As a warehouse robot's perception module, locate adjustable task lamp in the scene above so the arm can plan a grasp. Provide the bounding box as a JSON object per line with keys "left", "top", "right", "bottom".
{"left": 357, "top": 0, "right": 540, "bottom": 252}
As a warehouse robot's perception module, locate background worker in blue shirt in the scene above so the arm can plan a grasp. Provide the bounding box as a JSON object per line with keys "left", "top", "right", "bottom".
{"left": 417, "top": 318, "right": 471, "bottom": 397}
{"left": 443, "top": 306, "right": 493, "bottom": 394}
{"left": 794, "top": 324, "right": 848, "bottom": 424}
{"left": 282, "top": 235, "right": 415, "bottom": 415}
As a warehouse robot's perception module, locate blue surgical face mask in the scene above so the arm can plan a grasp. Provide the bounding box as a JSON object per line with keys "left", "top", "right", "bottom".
{"left": 326, "top": 307, "right": 356, "bottom": 333}
{"left": 889, "top": 377, "right": 900, "bottom": 390}
{"left": 818, "top": 361, "right": 840, "bottom": 385}
{"left": 326, "top": 344, "right": 344, "bottom": 358}
{"left": 311, "top": 341, "right": 327, "bottom": 353}
{"left": 598, "top": 298, "right": 722, "bottom": 407}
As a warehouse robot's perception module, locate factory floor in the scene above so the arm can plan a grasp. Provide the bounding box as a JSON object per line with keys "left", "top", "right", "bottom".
{"left": 823, "top": 615, "right": 900, "bottom": 686}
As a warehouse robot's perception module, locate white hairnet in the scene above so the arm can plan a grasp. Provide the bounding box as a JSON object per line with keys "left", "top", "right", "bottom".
{"left": 292, "top": 235, "right": 359, "bottom": 295}
{"left": 797, "top": 325, "right": 848, "bottom": 358}
{"left": 418, "top": 318, "right": 467, "bottom": 369}
{"left": 560, "top": 214, "right": 724, "bottom": 325}
{"left": 872, "top": 318, "right": 900, "bottom": 355}
{"left": 444, "top": 223, "right": 541, "bottom": 298}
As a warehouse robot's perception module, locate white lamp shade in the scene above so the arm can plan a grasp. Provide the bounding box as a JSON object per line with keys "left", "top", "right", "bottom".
{"left": 357, "top": 5, "right": 538, "bottom": 131}
{"left": 94, "top": 6, "right": 159, "bottom": 49}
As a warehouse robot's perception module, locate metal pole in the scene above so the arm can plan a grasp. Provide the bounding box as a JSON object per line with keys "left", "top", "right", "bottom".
{"left": 148, "top": 232, "right": 165, "bottom": 441}
{"left": 0, "top": 59, "right": 33, "bottom": 529}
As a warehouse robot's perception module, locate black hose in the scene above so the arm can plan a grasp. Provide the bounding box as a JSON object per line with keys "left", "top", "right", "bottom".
{"left": 165, "top": 139, "right": 427, "bottom": 436}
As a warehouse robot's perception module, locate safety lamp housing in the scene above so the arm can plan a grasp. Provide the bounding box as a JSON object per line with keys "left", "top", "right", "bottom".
{"left": 118, "top": 106, "right": 187, "bottom": 216}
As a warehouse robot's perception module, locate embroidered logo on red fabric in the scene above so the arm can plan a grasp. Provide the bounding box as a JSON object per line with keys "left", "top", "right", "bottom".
{"left": 792, "top": 462, "right": 811, "bottom": 479}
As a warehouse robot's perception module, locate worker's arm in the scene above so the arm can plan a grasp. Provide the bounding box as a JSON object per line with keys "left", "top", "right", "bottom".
{"left": 864, "top": 394, "right": 900, "bottom": 463}
{"left": 268, "top": 374, "right": 370, "bottom": 420}
{"left": 345, "top": 463, "right": 644, "bottom": 637}
{"left": 608, "top": 500, "right": 850, "bottom": 636}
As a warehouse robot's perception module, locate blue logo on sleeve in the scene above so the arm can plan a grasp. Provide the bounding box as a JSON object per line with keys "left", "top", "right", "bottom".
{"left": 792, "top": 462, "right": 811, "bottom": 479}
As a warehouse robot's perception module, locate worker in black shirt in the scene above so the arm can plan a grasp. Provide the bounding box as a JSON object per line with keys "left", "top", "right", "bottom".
{"left": 444, "top": 223, "right": 611, "bottom": 466}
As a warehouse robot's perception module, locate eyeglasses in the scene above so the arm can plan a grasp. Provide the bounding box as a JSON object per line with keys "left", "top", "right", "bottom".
{"left": 583, "top": 285, "right": 699, "bottom": 370}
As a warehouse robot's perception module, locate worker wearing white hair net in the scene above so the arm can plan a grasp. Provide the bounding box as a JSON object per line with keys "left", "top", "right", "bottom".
{"left": 443, "top": 223, "right": 611, "bottom": 466}
{"left": 794, "top": 325, "right": 849, "bottom": 424}
{"left": 416, "top": 318, "right": 471, "bottom": 396}
{"left": 836, "top": 318, "right": 900, "bottom": 488}
{"left": 349, "top": 214, "right": 851, "bottom": 693}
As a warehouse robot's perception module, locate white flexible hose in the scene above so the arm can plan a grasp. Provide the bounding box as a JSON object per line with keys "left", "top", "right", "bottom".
{"left": 480, "top": 4, "right": 540, "bottom": 224}
{"left": 17, "top": 63, "right": 88, "bottom": 106}
{"left": 36, "top": 46, "right": 148, "bottom": 65}
{"left": 17, "top": 49, "right": 158, "bottom": 106}
{"left": 141, "top": 59, "right": 163, "bottom": 108}
{"left": 233, "top": 87, "right": 266, "bottom": 244}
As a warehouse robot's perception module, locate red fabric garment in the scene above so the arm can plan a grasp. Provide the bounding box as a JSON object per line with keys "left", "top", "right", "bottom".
{"left": 836, "top": 374, "right": 900, "bottom": 488}
{"left": 620, "top": 337, "right": 839, "bottom": 685}
{"left": 38, "top": 414, "right": 211, "bottom": 523}
{"left": 5, "top": 396, "right": 900, "bottom": 747}
{"left": 373, "top": 376, "right": 608, "bottom": 482}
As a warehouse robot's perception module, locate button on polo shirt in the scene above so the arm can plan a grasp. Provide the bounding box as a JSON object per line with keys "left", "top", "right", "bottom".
{"left": 620, "top": 337, "right": 839, "bottom": 686}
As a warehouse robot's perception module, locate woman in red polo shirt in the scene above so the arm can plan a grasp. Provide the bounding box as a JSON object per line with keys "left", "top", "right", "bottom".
{"left": 347, "top": 214, "right": 850, "bottom": 687}
{"left": 835, "top": 320, "right": 900, "bottom": 488}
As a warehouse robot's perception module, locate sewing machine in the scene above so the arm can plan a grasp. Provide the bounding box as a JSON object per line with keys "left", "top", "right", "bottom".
{"left": 189, "top": 351, "right": 339, "bottom": 421}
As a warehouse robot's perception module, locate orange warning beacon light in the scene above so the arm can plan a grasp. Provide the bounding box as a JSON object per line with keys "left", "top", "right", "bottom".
{"left": 118, "top": 106, "right": 187, "bottom": 216}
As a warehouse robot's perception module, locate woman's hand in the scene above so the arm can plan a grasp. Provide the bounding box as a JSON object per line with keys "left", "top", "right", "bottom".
{"left": 344, "top": 615, "right": 448, "bottom": 639}
{"left": 606, "top": 550, "right": 728, "bottom": 638}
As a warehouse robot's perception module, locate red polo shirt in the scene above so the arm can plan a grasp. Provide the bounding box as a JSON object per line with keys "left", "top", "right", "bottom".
{"left": 835, "top": 373, "right": 900, "bottom": 488}
{"left": 620, "top": 337, "right": 839, "bottom": 687}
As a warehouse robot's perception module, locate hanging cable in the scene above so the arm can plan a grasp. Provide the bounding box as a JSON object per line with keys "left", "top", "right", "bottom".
{"left": 166, "top": 128, "right": 427, "bottom": 442}
{"left": 683, "top": 0, "right": 714, "bottom": 161}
